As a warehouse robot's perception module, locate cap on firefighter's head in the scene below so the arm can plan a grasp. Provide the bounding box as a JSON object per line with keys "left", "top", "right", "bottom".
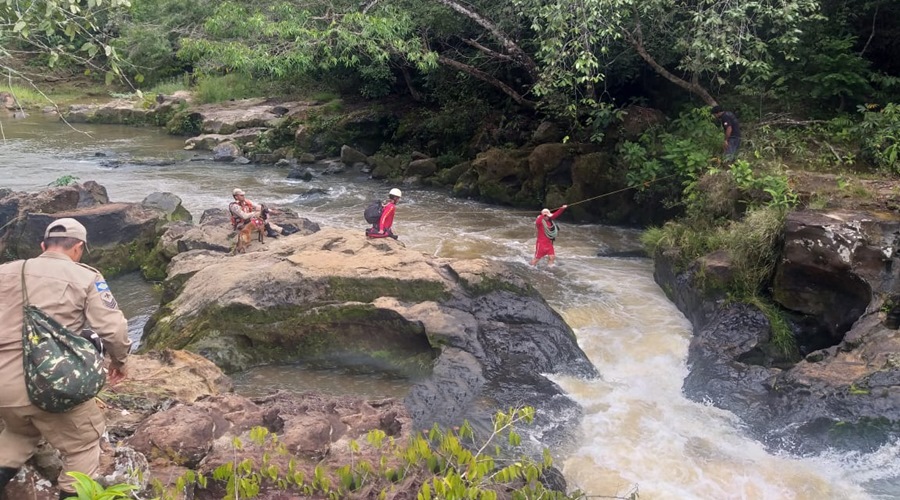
{"left": 44, "top": 218, "right": 90, "bottom": 252}
{"left": 389, "top": 188, "right": 402, "bottom": 198}
{"left": 232, "top": 188, "right": 245, "bottom": 196}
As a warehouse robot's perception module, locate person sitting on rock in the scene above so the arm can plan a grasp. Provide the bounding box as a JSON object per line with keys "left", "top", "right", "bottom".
{"left": 229, "top": 188, "right": 284, "bottom": 238}
{"left": 366, "top": 188, "right": 401, "bottom": 240}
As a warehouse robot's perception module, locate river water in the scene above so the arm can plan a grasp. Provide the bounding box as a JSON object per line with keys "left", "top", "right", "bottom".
{"left": 2, "top": 115, "right": 898, "bottom": 499}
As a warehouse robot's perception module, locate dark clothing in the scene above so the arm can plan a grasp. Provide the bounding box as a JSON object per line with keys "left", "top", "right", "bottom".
{"left": 725, "top": 136, "right": 741, "bottom": 160}
{"left": 718, "top": 111, "right": 741, "bottom": 162}
{"left": 719, "top": 111, "right": 741, "bottom": 139}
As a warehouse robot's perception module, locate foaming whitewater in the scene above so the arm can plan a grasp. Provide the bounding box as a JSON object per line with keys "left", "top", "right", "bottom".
{"left": 1, "top": 115, "right": 897, "bottom": 499}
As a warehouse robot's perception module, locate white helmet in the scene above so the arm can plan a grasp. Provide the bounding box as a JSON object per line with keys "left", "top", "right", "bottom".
{"left": 232, "top": 188, "right": 245, "bottom": 196}
{"left": 389, "top": 188, "right": 402, "bottom": 198}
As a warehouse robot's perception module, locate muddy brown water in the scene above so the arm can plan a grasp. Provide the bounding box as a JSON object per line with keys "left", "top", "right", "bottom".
{"left": 1, "top": 114, "right": 897, "bottom": 498}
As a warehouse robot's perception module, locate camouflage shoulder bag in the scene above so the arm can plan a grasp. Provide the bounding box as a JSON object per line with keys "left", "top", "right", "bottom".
{"left": 20, "top": 260, "right": 106, "bottom": 413}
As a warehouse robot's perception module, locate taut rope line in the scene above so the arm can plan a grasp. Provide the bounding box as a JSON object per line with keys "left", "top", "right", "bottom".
{"left": 418, "top": 172, "right": 682, "bottom": 215}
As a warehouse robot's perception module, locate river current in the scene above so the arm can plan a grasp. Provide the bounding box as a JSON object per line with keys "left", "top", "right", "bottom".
{"left": 1, "top": 115, "right": 898, "bottom": 499}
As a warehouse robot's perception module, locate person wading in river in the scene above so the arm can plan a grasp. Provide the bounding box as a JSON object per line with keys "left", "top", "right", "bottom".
{"left": 530, "top": 205, "right": 567, "bottom": 267}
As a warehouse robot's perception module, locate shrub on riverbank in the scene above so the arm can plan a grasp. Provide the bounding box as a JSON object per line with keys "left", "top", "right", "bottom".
{"left": 642, "top": 205, "right": 797, "bottom": 357}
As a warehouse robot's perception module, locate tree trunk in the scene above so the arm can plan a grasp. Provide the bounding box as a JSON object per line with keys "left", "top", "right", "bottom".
{"left": 400, "top": 66, "right": 424, "bottom": 102}
{"left": 433, "top": 0, "right": 539, "bottom": 82}
{"left": 436, "top": 55, "right": 535, "bottom": 108}
{"left": 625, "top": 33, "right": 717, "bottom": 106}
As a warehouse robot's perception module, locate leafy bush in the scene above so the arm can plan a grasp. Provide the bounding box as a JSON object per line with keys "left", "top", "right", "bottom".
{"left": 856, "top": 102, "right": 900, "bottom": 172}
{"left": 49, "top": 175, "right": 79, "bottom": 187}
{"left": 65, "top": 471, "right": 136, "bottom": 499}
{"left": 135, "top": 408, "right": 609, "bottom": 499}
{"left": 642, "top": 206, "right": 796, "bottom": 356}
{"left": 194, "top": 73, "right": 265, "bottom": 104}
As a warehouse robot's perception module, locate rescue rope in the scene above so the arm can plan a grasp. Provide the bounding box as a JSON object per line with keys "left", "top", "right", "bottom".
{"left": 417, "top": 172, "right": 682, "bottom": 215}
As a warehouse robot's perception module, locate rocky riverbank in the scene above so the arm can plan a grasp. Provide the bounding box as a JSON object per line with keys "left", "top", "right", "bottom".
{"left": 59, "top": 94, "right": 672, "bottom": 225}
{"left": 655, "top": 209, "right": 900, "bottom": 454}
{"left": 1, "top": 183, "right": 598, "bottom": 499}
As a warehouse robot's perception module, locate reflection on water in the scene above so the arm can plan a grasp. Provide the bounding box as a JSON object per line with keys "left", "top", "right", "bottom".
{"left": 231, "top": 364, "right": 412, "bottom": 399}
{"left": 106, "top": 272, "right": 160, "bottom": 349}
{"left": 3, "top": 114, "right": 898, "bottom": 499}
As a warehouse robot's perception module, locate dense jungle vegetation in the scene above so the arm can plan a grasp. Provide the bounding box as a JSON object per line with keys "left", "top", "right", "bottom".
{"left": 2, "top": 0, "right": 898, "bottom": 196}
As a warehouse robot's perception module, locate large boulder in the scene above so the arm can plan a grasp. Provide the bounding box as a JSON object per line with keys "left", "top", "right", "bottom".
{"left": 656, "top": 209, "right": 900, "bottom": 454}
{"left": 194, "top": 98, "right": 293, "bottom": 135}
{"left": 453, "top": 144, "right": 662, "bottom": 224}
{"left": 0, "top": 183, "right": 167, "bottom": 277}
{"left": 63, "top": 100, "right": 150, "bottom": 125}
{"left": 184, "top": 128, "right": 268, "bottom": 151}
{"left": 142, "top": 228, "right": 598, "bottom": 446}
{"left": 0, "top": 348, "right": 418, "bottom": 500}
{"left": 142, "top": 192, "right": 192, "bottom": 223}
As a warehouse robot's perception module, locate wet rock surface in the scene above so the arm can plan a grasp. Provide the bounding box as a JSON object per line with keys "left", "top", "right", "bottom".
{"left": 143, "top": 227, "right": 598, "bottom": 449}
{"left": 0, "top": 350, "right": 417, "bottom": 500}
{"left": 0, "top": 183, "right": 168, "bottom": 276}
{"left": 658, "top": 209, "right": 900, "bottom": 454}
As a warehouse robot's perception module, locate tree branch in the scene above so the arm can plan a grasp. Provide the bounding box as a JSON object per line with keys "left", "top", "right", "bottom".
{"left": 432, "top": 0, "right": 538, "bottom": 81}
{"left": 399, "top": 65, "right": 424, "bottom": 101}
{"left": 463, "top": 38, "right": 515, "bottom": 63}
{"left": 624, "top": 22, "right": 717, "bottom": 106}
{"left": 436, "top": 55, "right": 535, "bottom": 108}
{"left": 859, "top": 4, "right": 878, "bottom": 56}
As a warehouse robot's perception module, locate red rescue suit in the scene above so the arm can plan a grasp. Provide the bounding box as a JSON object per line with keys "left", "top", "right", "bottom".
{"left": 533, "top": 206, "right": 566, "bottom": 260}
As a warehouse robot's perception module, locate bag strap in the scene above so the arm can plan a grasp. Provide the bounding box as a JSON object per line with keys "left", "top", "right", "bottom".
{"left": 20, "top": 259, "right": 29, "bottom": 306}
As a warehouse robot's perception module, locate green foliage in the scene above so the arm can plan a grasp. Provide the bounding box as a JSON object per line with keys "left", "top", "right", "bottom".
{"left": 148, "top": 75, "right": 190, "bottom": 96}
{"left": 50, "top": 175, "right": 80, "bottom": 187}
{"left": 112, "top": 0, "right": 216, "bottom": 85}
{"left": 0, "top": 83, "right": 82, "bottom": 109}
{"left": 746, "top": 296, "right": 798, "bottom": 358}
{"left": 1, "top": 0, "right": 132, "bottom": 83}
{"left": 176, "top": 0, "right": 431, "bottom": 99}
{"left": 140, "top": 408, "right": 603, "bottom": 499}
{"left": 65, "top": 471, "right": 136, "bottom": 500}
{"left": 165, "top": 109, "right": 202, "bottom": 135}
{"left": 513, "top": 0, "right": 820, "bottom": 107}
{"left": 621, "top": 108, "right": 721, "bottom": 208}
{"left": 790, "top": 35, "right": 873, "bottom": 109}
{"left": 642, "top": 206, "right": 785, "bottom": 292}
{"left": 194, "top": 73, "right": 265, "bottom": 103}
{"left": 856, "top": 103, "right": 900, "bottom": 172}
{"left": 391, "top": 99, "right": 490, "bottom": 156}
{"left": 642, "top": 206, "right": 794, "bottom": 356}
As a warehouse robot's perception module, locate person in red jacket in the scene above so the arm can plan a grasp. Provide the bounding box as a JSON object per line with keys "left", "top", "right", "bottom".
{"left": 366, "top": 188, "right": 401, "bottom": 240}
{"left": 530, "top": 205, "right": 567, "bottom": 267}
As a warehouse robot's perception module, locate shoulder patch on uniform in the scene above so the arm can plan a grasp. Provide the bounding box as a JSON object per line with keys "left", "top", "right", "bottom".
{"left": 95, "top": 280, "right": 110, "bottom": 292}
{"left": 99, "top": 290, "right": 118, "bottom": 309}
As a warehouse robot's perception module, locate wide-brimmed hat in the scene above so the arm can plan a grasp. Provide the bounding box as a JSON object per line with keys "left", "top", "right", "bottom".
{"left": 45, "top": 218, "right": 89, "bottom": 251}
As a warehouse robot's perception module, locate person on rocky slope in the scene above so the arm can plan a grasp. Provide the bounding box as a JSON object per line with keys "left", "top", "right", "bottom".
{"left": 366, "top": 188, "right": 402, "bottom": 240}
{"left": 229, "top": 188, "right": 286, "bottom": 238}
{"left": 0, "top": 218, "right": 131, "bottom": 500}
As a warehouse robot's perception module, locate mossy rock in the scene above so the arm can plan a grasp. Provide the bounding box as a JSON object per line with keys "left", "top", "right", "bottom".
{"left": 142, "top": 303, "right": 437, "bottom": 375}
